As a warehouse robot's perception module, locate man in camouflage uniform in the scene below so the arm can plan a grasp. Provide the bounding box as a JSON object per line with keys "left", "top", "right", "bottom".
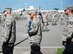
{"left": 1, "top": 8, "right": 16, "bottom": 54}
{"left": 28, "top": 11, "right": 43, "bottom": 54}
{"left": 62, "top": 6, "right": 73, "bottom": 54}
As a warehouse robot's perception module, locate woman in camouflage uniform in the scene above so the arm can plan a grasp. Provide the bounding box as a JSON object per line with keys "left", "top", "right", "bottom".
{"left": 28, "top": 11, "right": 43, "bottom": 54}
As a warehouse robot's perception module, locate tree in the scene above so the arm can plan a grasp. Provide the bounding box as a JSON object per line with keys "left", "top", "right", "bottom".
{"left": 53, "top": 8, "right": 59, "bottom": 10}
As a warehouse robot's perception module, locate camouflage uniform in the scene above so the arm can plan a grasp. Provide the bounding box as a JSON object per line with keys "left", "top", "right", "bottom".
{"left": 1, "top": 14, "right": 16, "bottom": 54}
{"left": 29, "top": 14, "right": 43, "bottom": 54}
{"left": 52, "top": 11, "right": 59, "bottom": 25}
{"left": 1, "top": 14, "right": 16, "bottom": 43}
{"left": 29, "top": 15, "right": 42, "bottom": 45}
{"left": 62, "top": 14, "right": 73, "bottom": 45}
{"left": 62, "top": 14, "right": 73, "bottom": 54}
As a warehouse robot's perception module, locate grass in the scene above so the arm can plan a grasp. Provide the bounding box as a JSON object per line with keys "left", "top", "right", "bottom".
{"left": 56, "top": 48, "right": 62, "bottom": 54}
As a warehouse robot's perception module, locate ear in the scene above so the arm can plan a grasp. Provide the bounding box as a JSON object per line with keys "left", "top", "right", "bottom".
{"left": 68, "top": 9, "right": 71, "bottom": 13}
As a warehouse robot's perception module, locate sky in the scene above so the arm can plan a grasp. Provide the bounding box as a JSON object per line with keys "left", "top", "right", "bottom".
{"left": 0, "top": 0, "right": 73, "bottom": 12}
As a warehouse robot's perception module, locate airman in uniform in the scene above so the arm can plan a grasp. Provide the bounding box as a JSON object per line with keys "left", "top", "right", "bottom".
{"left": 1, "top": 8, "right": 16, "bottom": 54}
{"left": 62, "top": 6, "right": 73, "bottom": 54}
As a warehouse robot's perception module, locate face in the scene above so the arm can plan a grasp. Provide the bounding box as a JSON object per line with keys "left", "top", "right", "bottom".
{"left": 64, "top": 9, "right": 70, "bottom": 15}
{"left": 7, "top": 10, "right": 11, "bottom": 14}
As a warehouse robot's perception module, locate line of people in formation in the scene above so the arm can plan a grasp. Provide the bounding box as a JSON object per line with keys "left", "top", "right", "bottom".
{"left": 1, "top": 6, "right": 73, "bottom": 54}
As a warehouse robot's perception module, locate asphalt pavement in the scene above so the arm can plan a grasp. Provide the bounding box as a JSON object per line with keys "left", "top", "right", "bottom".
{"left": 0, "top": 18, "right": 65, "bottom": 54}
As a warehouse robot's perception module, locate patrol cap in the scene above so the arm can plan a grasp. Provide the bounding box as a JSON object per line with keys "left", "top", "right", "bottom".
{"left": 3, "top": 8, "right": 12, "bottom": 13}
{"left": 65, "top": 6, "right": 73, "bottom": 12}
{"left": 66, "top": 6, "right": 73, "bottom": 10}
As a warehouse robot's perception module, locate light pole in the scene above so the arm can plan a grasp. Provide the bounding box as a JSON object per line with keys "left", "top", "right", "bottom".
{"left": 18, "top": 0, "right": 21, "bottom": 9}
{"left": 38, "top": 6, "right": 41, "bottom": 12}
{"left": 60, "top": 0, "right": 63, "bottom": 10}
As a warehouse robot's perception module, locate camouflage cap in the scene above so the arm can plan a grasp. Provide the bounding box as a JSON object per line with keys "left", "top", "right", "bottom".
{"left": 66, "top": 6, "right": 73, "bottom": 10}
{"left": 5, "top": 8, "right": 12, "bottom": 10}
{"left": 3, "top": 8, "right": 12, "bottom": 13}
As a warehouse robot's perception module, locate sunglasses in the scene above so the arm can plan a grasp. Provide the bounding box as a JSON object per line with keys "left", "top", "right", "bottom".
{"left": 64, "top": 10, "right": 67, "bottom": 11}
{"left": 3, "top": 10, "right": 6, "bottom": 13}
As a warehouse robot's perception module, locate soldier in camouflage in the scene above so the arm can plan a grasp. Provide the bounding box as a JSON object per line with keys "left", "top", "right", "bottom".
{"left": 62, "top": 6, "right": 73, "bottom": 54}
{"left": 28, "top": 11, "right": 43, "bottom": 54}
{"left": 1, "top": 8, "right": 16, "bottom": 54}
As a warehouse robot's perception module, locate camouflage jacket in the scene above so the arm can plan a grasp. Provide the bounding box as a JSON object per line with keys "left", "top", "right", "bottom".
{"left": 29, "top": 15, "right": 42, "bottom": 44}
{"left": 1, "top": 14, "right": 16, "bottom": 43}
{"left": 62, "top": 14, "right": 73, "bottom": 41}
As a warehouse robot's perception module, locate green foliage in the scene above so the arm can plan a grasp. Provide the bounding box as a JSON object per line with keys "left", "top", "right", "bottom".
{"left": 56, "top": 48, "right": 62, "bottom": 54}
